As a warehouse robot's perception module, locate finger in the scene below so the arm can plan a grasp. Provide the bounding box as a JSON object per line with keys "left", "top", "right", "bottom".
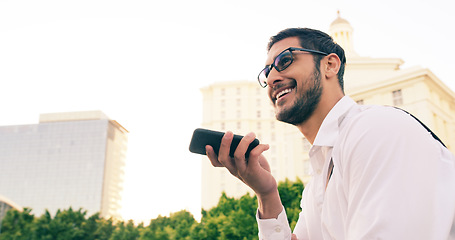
{"left": 234, "top": 133, "right": 268, "bottom": 172}
{"left": 249, "top": 144, "right": 270, "bottom": 168}
{"left": 206, "top": 145, "right": 223, "bottom": 167}
{"left": 248, "top": 143, "right": 270, "bottom": 159}
{"left": 233, "top": 132, "right": 256, "bottom": 170}
{"left": 218, "top": 131, "right": 235, "bottom": 170}
{"left": 291, "top": 234, "right": 298, "bottom": 240}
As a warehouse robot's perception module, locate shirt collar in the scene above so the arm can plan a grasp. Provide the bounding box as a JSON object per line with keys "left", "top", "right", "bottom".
{"left": 312, "top": 96, "right": 356, "bottom": 147}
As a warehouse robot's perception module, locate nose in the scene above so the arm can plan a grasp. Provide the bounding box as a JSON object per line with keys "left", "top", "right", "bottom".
{"left": 266, "top": 68, "right": 283, "bottom": 88}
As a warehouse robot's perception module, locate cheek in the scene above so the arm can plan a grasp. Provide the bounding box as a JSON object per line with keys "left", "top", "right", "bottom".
{"left": 294, "top": 68, "right": 315, "bottom": 87}
{"left": 268, "top": 89, "right": 275, "bottom": 103}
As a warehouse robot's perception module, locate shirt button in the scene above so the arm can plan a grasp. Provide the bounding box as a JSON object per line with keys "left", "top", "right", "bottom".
{"left": 316, "top": 169, "right": 321, "bottom": 174}
{"left": 275, "top": 226, "right": 281, "bottom": 232}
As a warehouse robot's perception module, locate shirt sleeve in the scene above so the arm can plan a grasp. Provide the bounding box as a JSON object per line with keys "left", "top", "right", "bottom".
{"left": 256, "top": 207, "right": 292, "bottom": 240}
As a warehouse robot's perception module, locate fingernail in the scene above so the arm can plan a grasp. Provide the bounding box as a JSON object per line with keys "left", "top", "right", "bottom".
{"left": 246, "top": 132, "right": 255, "bottom": 138}
{"left": 224, "top": 131, "right": 233, "bottom": 139}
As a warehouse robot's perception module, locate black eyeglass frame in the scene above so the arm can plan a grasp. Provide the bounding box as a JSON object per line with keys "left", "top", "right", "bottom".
{"left": 257, "top": 47, "right": 329, "bottom": 88}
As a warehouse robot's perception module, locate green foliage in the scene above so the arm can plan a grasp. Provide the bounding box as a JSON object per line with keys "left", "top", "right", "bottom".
{"left": 110, "top": 220, "right": 142, "bottom": 240}
{"left": 278, "top": 178, "right": 304, "bottom": 229}
{"left": 192, "top": 192, "right": 259, "bottom": 240}
{"left": 140, "top": 210, "right": 196, "bottom": 240}
{"left": 0, "top": 179, "right": 304, "bottom": 240}
{"left": 0, "top": 208, "right": 35, "bottom": 240}
{"left": 34, "top": 208, "right": 87, "bottom": 240}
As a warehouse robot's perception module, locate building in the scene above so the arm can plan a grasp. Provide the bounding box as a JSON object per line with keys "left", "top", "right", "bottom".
{"left": 200, "top": 14, "right": 455, "bottom": 210}
{"left": 331, "top": 12, "right": 455, "bottom": 151}
{"left": 0, "top": 111, "right": 128, "bottom": 219}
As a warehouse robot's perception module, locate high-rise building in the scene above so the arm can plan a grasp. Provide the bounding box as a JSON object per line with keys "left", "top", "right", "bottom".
{"left": 0, "top": 111, "right": 128, "bottom": 219}
{"left": 200, "top": 14, "right": 455, "bottom": 210}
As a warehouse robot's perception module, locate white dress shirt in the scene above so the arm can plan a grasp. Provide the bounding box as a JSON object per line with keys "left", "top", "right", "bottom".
{"left": 257, "top": 96, "right": 455, "bottom": 239}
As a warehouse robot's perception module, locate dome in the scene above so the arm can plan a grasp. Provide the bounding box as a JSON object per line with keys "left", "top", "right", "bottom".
{"left": 329, "top": 11, "right": 357, "bottom": 57}
{"left": 330, "top": 11, "right": 350, "bottom": 27}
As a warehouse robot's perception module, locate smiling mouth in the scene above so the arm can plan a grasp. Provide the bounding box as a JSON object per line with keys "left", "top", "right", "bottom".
{"left": 276, "top": 88, "right": 294, "bottom": 100}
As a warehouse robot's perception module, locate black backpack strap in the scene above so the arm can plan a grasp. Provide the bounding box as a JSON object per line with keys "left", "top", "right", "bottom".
{"left": 395, "top": 107, "right": 447, "bottom": 148}
{"left": 326, "top": 107, "right": 447, "bottom": 188}
{"left": 326, "top": 158, "right": 334, "bottom": 189}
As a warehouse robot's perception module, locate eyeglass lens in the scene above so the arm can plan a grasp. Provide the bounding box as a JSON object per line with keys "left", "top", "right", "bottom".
{"left": 274, "top": 50, "right": 293, "bottom": 72}
{"left": 258, "top": 49, "right": 294, "bottom": 87}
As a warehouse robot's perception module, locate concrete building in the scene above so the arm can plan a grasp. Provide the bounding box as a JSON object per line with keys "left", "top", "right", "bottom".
{"left": 0, "top": 111, "right": 128, "bottom": 219}
{"left": 200, "top": 14, "right": 455, "bottom": 210}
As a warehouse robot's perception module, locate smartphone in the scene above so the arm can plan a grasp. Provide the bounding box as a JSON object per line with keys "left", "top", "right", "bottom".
{"left": 189, "top": 128, "right": 260, "bottom": 158}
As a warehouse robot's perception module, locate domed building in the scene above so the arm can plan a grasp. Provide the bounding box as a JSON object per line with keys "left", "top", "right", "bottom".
{"left": 329, "top": 12, "right": 455, "bottom": 152}
{"left": 329, "top": 11, "right": 358, "bottom": 58}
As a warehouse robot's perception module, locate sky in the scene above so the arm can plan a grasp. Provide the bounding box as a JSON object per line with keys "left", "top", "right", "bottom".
{"left": 0, "top": 0, "right": 454, "bottom": 223}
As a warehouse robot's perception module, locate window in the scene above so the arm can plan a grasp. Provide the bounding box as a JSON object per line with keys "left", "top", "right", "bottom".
{"left": 393, "top": 89, "right": 403, "bottom": 105}
{"left": 257, "top": 111, "right": 261, "bottom": 118}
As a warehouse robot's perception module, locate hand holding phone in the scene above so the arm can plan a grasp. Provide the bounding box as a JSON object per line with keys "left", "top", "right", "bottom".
{"left": 189, "top": 128, "right": 260, "bottom": 158}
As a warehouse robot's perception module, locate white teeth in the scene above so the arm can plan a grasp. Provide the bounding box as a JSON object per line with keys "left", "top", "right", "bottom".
{"left": 276, "top": 88, "right": 293, "bottom": 99}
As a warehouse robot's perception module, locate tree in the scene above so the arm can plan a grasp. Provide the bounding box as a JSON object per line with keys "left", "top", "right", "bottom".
{"left": 110, "top": 220, "right": 142, "bottom": 240}
{"left": 34, "top": 207, "right": 87, "bottom": 240}
{"left": 0, "top": 178, "right": 304, "bottom": 239}
{"left": 0, "top": 208, "right": 35, "bottom": 240}
{"left": 191, "top": 192, "right": 259, "bottom": 240}
{"left": 80, "top": 213, "right": 115, "bottom": 240}
{"left": 140, "top": 210, "right": 196, "bottom": 240}
{"left": 277, "top": 178, "right": 304, "bottom": 229}
{"left": 91, "top": 216, "right": 116, "bottom": 240}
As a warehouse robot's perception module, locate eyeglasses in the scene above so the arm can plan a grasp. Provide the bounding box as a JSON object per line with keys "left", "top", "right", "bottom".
{"left": 257, "top": 47, "right": 329, "bottom": 88}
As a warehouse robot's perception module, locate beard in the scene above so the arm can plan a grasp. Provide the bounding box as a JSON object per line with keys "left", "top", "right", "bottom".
{"left": 276, "top": 69, "right": 323, "bottom": 125}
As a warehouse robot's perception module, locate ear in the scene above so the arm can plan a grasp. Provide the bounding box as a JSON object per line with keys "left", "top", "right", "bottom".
{"left": 323, "top": 53, "right": 341, "bottom": 79}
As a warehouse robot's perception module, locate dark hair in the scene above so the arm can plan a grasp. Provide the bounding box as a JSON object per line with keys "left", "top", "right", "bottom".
{"left": 267, "top": 28, "right": 346, "bottom": 91}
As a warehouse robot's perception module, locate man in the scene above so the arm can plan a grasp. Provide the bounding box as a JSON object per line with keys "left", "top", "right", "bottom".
{"left": 206, "top": 28, "right": 455, "bottom": 239}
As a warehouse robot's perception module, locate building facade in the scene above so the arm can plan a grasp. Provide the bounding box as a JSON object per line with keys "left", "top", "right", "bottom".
{"left": 200, "top": 14, "right": 455, "bottom": 210}
{"left": 0, "top": 111, "right": 128, "bottom": 219}
{"left": 331, "top": 13, "right": 455, "bottom": 151}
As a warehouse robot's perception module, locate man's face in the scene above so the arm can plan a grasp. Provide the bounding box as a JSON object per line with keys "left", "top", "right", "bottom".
{"left": 265, "top": 37, "right": 323, "bottom": 125}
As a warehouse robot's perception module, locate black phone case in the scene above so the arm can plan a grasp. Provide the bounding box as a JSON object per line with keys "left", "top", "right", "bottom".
{"left": 189, "top": 128, "right": 260, "bottom": 158}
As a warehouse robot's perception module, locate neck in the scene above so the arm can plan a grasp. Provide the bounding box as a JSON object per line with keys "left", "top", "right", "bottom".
{"left": 296, "top": 93, "right": 344, "bottom": 144}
